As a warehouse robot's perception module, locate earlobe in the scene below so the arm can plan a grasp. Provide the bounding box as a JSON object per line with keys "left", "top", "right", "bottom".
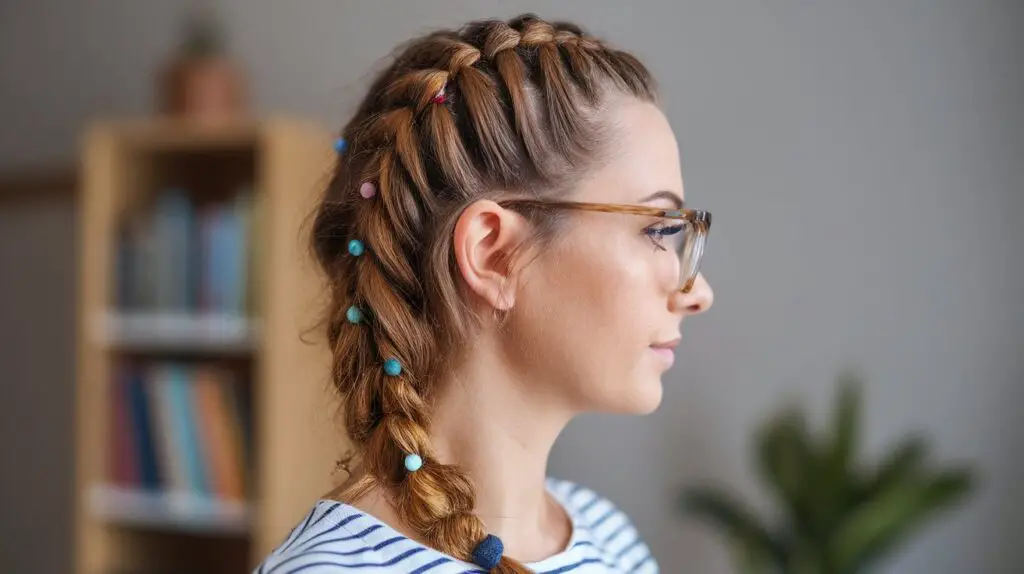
{"left": 452, "top": 199, "right": 526, "bottom": 312}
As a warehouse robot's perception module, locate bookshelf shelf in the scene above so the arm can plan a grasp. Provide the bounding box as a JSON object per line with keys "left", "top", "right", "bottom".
{"left": 75, "top": 117, "right": 345, "bottom": 574}
{"left": 98, "top": 118, "right": 261, "bottom": 152}
{"left": 89, "top": 484, "right": 250, "bottom": 536}
{"left": 95, "top": 311, "right": 260, "bottom": 353}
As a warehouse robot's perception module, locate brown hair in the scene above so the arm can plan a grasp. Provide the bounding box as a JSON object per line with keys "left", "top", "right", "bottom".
{"left": 310, "top": 13, "right": 655, "bottom": 572}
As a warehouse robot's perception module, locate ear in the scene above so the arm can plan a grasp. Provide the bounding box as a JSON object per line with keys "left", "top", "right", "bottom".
{"left": 452, "top": 199, "right": 529, "bottom": 311}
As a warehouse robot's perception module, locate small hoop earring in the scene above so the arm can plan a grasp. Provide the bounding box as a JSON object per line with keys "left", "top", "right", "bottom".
{"left": 493, "top": 307, "right": 510, "bottom": 329}
{"left": 494, "top": 279, "right": 512, "bottom": 328}
{"left": 333, "top": 449, "right": 357, "bottom": 476}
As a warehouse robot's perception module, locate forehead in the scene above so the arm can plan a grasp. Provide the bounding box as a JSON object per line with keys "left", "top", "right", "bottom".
{"left": 574, "top": 99, "right": 684, "bottom": 204}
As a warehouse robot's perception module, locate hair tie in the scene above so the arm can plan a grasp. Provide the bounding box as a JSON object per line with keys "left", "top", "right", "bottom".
{"left": 471, "top": 534, "right": 504, "bottom": 570}
{"left": 431, "top": 86, "right": 447, "bottom": 104}
{"left": 359, "top": 181, "right": 377, "bottom": 199}
{"left": 334, "top": 137, "right": 347, "bottom": 153}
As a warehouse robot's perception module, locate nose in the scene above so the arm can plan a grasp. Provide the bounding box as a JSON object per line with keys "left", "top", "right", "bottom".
{"left": 670, "top": 273, "right": 714, "bottom": 315}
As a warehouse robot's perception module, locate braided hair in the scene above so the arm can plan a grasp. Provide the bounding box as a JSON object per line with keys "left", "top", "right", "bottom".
{"left": 310, "top": 14, "right": 655, "bottom": 573}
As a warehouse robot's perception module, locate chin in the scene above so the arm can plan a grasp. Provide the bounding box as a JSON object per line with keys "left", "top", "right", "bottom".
{"left": 604, "top": 377, "right": 664, "bottom": 415}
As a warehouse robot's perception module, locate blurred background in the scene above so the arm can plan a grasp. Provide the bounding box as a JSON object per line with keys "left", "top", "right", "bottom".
{"left": 1, "top": 1, "right": 1021, "bottom": 573}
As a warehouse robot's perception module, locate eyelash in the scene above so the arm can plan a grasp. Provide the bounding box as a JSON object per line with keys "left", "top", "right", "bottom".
{"left": 643, "top": 221, "right": 685, "bottom": 251}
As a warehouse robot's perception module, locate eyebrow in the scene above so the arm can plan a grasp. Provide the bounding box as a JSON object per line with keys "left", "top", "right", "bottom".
{"left": 638, "top": 190, "right": 685, "bottom": 209}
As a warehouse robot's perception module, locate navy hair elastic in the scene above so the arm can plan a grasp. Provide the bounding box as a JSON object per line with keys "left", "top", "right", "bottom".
{"left": 471, "top": 534, "right": 504, "bottom": 570}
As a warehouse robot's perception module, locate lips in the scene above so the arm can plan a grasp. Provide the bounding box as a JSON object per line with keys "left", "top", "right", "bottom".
{"left": 650, "top": 337, "right": 681, "bottom": 350}
{"left": 649, "top": 337, "right": 680, "bottom": 368}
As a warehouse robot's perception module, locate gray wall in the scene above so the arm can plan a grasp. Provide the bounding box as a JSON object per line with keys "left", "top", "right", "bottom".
{"left": 0, "top": 194, "right": 77, "bottom": 574}
{"left": 1, "top": 1, "right": 1021, "bottom": 573}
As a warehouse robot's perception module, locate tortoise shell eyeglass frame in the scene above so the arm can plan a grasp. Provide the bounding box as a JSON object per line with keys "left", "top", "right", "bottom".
{"left": 497, "top": 198, "right": 712, "bottom": 293}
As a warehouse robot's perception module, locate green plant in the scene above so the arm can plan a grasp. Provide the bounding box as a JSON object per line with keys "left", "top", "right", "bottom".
{"left": 178, "top": 4, "right": 226, "bottom": 58}
{"left": 679, "top": 370, "right": 975, "bottom": 574}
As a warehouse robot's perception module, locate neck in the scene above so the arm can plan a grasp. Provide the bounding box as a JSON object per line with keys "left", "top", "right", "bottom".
{"left": 428, "top": 340, "right": 574, "bottom": 560}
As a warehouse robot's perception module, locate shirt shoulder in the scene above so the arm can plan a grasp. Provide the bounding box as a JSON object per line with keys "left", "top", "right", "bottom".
{"left": 255, "top": 481, "right": 659, "bottom": 574}
{"left": 546, "top": 477, "right": 660, "bottom": 573}
{"left": 252, "top": 500, "right": 468, "bottom": 574}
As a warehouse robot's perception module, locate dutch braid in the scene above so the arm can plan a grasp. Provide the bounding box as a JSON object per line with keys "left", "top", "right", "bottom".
{"left": 310, "top": 13, "right": 655, "bottom": 573}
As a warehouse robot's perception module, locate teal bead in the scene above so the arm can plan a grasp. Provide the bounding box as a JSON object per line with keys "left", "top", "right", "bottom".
{"left": 384, "top": 358, "right": 402, "bottom": 376}
{"left": 404, "top": 453, "right": 423, "bottom": 472}
{"left": 348, "top": 239, "right": 364, "bottom": 256}
{"left": 346, "top": 306, "right": 362, "bottom": 324}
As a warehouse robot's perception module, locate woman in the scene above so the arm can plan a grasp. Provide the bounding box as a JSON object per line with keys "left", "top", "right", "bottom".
{"left": 256, "top": 13, "right": 713, "bottom": 574}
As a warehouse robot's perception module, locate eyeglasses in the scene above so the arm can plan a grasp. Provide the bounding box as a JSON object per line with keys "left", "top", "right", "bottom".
{"left": 498, "top": 198, "right": 711, "bottom": 293}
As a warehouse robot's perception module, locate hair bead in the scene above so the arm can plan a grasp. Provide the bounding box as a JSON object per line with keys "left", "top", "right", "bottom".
{"left": 348, "top": 239, "right": 364, "bottom": 256}
{"left": 383, "top": 358, "right": 402, "bottom": 376}
{"left": 345, "top": 306, "right": 362, "bottom": 324}
{"left": 404, "top": 453, "right": 423, "bottom": 472}
{"left": 471, "top": 534, "right": 504, "bottom": 569}
{"left": 431, "top": 86, "right": 447, "bottom": 104}
{"left": 334, "top": 137, "right": 347, "bottom": 153}
{"left": 359, "top": 181, "right": 377, "bottom": 199}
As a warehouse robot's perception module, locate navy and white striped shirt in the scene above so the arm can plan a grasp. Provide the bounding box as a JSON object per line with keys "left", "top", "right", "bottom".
{"left": 255, "top": 477, "right": 658, "bottom": 573}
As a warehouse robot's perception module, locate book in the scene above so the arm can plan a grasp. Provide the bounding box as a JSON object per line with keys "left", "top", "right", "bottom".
{"left": 113, "top": 187, "right": 258, "bottom": 318}
{"left": 107, "top": 362, "right": 251, "bottom": 502}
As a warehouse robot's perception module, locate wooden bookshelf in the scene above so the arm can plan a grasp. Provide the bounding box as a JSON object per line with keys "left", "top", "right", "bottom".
{"left": 74, "top": 117, "right": 345, "bottom": 574}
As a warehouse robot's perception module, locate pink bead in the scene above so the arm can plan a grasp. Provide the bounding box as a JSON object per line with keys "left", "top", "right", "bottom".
{"left": 359, "top": 181, "right": 377, "bottom": 198}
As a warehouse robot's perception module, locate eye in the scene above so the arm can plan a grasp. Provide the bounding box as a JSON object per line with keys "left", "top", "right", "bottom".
{"left": 643, "top": 221, "right": 685, "bottom": 252}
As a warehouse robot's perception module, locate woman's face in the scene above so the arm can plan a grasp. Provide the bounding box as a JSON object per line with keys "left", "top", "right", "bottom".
{"left": 508, "top": 98, "right": 714, "bottom": 415}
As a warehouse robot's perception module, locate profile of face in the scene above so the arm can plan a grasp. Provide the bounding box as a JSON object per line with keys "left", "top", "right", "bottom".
{"left": 456, "top": 98, "right": 714, "bottom": 417}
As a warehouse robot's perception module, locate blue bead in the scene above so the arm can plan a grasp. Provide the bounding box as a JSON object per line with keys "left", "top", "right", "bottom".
{"left": 348, "top": 239, "right": 364, "bottom": 256}
{"left": 334, "top": 137, "right": 347, "bottom": 153}
{"left": 346, "top": 306, "right": 362, "bottom": 324}
{"left": 383, "top": 358, "right": 402, "bottom": 376}
{"left": 471, "top": 534, "right": 504, "bottom": 569}
{"left": 404, "top": 453, "right": 423, "bottom": 472}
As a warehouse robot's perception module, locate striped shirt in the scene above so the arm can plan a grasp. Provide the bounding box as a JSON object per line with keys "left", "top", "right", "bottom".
{"left": 255, "top": 477, "right": 658, "bottom": 573}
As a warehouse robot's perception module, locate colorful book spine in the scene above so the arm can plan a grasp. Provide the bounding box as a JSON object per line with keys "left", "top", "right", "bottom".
{"left": 219, "top": 375, "right": 249, "bottom": 500}
{"left": 166, "top": 365, "right": 208, "bottom": 495}
{"left": 149, "top": 366, "right": 188, "bottom": 493}
{"left": 109, "top": 368, "right": 137, "bottom": 486}
{"left": 113, "top": 187, "right": 258, "bottom": 316}
{"left": 126, "top": 369, "right": 160, "bottom": 490}
{"left": 108, "top": 363, "right": 251, "bottom": 501}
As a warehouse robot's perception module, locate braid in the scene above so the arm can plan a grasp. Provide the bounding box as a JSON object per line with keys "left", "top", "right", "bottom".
{"left": 311, "top": 13, "right": 655, "bottom": 572}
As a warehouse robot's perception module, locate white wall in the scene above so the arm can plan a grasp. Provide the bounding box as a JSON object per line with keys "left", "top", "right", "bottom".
{"left": 2, "top": 1, "right": 1021, "bottom": 572}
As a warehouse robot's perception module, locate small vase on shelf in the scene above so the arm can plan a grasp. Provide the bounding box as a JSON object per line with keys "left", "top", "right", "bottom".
{"left": 158, "top": 5, "right": 248, "bottom": 122}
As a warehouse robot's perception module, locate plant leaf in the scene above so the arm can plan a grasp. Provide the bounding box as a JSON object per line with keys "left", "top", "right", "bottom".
{"left": 830, "top": 371, "right": 861, "bottom": 479}
{"left": 854, "top": 435, "right": 928, "bottom": 506}
{"left": 814, "top": 373, "right": 863, "bottom": 535}
{"left": 830, "top": 470, "right": 974, "bottom": 573}
{"left": 679, "top": 486, "right": 786, "bottom": 568}
{"left": 756, "top": 405, "right": 818, "bottom": 539}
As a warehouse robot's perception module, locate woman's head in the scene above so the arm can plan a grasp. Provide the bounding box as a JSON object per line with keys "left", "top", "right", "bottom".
{"left": 311, "top": 13, "right": 712, "bottom": 570}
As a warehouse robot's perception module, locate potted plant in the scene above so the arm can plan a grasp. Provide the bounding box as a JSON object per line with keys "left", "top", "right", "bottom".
{"left": 679, "top": 371, "right": 975, "bottom": 574}
{"left": 158, "top": 3, "right": 248, "bottom": 120}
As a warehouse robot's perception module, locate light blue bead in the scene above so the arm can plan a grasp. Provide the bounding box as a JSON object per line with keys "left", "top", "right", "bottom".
{"left": 346, "top": 306, "right": 362, "bottom": 324}
{"left": 348, "top": 239, "right": 364, "bottom": 256}
{"left": 384, "top": 358, "right": 402, "bottom": 376}
{"left": 404, "top": 453, "right": 423, "bottom": 472}
{"left": 334, "top": 137, "right": 347, "bottom": 153}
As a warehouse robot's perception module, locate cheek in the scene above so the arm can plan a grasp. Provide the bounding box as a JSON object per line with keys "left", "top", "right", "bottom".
{"left": 532, "top": 225, "right": 646, "bottom": 333}
{"left": 513, "top": 228, "right": 661, "bottom": 406}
